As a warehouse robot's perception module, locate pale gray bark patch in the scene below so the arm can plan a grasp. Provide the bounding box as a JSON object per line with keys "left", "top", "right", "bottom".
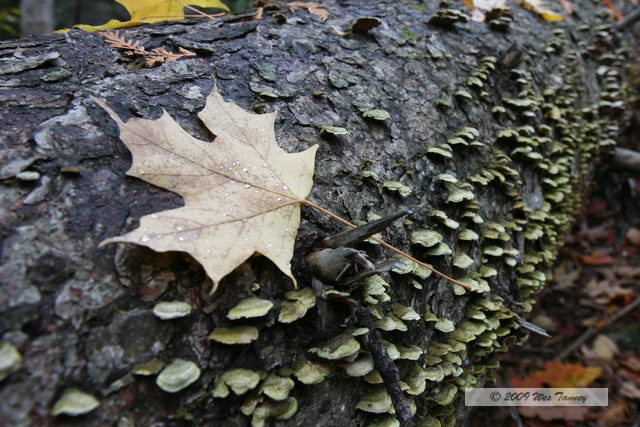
{"left": 0, "top": 1, "right": 635, "bottom": 426}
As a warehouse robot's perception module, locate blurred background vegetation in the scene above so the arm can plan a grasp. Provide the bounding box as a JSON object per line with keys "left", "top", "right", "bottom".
{"left": 0, "top": 0, "right": 254, "bottom": 40}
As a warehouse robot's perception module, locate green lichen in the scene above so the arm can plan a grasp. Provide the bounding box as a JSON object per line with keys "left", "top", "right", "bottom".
{"left": 382, "top": 181, "right": 412, "bottom": 197}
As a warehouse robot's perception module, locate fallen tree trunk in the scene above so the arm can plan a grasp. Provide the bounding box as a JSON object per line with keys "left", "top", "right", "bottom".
{"left": 0, "top": 1, "right": 635, "bottom": 426}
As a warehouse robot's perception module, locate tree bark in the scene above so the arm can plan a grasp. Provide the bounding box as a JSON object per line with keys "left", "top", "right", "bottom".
{"left": 0, "top": 1, "right": 635, "bottom": 426}
{"left": 19, "top": 0, "right": 54, "bottom": 36}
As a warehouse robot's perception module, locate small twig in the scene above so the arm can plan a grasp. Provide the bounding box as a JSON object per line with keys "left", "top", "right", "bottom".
{"left": 302, "top": 200, "right": 473, "bottom": 290}
{"left": 287, "top": 2, "right": 330, "bottom": 21}
{"left": 321, "top": 209, "right": 411, "bottom": 249}
{"left": 138, "top": 14, "right": 224, "bottom": 19}
{"left": 344, "top": 259, "right": 399, "bottom": 286}
{"left": 100, "top": 31, "right": 196, "bottom": 67}
{"left": 356, "top": 307, "right": 415, "bottom": 427}
{"left": 554, "top": 295, "right": 640, "bottom": 360}
{"left": 508, "top": 406, "right": 525, "bottom": 427}
{"left": 311, "top": 278, "right": 327, "bottom": 339}
{"left": 517, "top": 318, "right": 551, "bottom": 338}
{"left": 174, "top": 0, "right": 226, "bottom": 20}
{"left": 611, "top": 147, "right": 640, "bottom": 176}
{"left": 615, "top": 7, "right": 640, "bottom": 31}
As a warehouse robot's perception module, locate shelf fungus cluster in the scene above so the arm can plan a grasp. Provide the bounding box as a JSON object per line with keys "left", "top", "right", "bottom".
{"left": 466, "top": 56, "right": 497, "bottom": 91}
{"left": 428, "top": 8, "right": 470, "bottom": 28}
{"left": 349, "top": 294, "right": 521, "bottom": 426}
{"left": 49, "top": 13, "right": 631, "bottom": 427}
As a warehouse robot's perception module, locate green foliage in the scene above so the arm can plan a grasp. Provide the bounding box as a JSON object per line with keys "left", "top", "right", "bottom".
{"left": 0, "top": 5, "right": 20, "bottom": 39}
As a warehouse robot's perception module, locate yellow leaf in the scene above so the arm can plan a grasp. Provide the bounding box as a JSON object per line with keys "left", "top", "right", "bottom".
{"left": 72, "top": 19, "right": 146, "bottom": 32}
{"left": 70, "top": 0, "right": 230, "bottom": 32}
{"left": 116, "top": 0, "right": 229, "bottom": 23}
{"left": 94, "top": 87, "right": 318, "bottom": 293}
{"left": 518, "top": 0, "right": 566, "bottom": 21}
{"left": 540, "top": 12, "right": 566, "bottom": 21}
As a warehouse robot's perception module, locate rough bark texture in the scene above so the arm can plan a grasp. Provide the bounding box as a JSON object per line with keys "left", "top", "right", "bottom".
{"left": 19, "top": 0, "right": 55, "bottom": 36}
{"left": 0, "top": 1, "right": 635, "bottom": 426}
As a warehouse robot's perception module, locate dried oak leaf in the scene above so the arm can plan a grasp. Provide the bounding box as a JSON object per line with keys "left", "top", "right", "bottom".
{"left": 94, "top": 87, "right": 318, "bottom": 292}
{"left": 510, "top": 361, "right": 602, "bottom": 388}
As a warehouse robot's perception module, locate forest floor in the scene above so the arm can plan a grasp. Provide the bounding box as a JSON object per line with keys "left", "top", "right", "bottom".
{"left": 470, "top": 160, "right": 640, "bottom": 426}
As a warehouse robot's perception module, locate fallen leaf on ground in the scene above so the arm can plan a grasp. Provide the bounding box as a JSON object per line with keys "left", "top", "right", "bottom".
{"left": 591, "top": 334, "right": 619, "bottom": 360}
{"left": 616, "top": 265, "right": 640, "bottom": 278}
{"left": 551, "top": 259, "right": 581, "bottom": 288}
{"left": 519, "top": 405, "right": 589, "bottom": 421}
{"left": 518, "top": 0, "right": 565, "bottom": 20}
{"left": 557, "top": 0, "right": 573, "bottom": 14}
{"left": 287, "top": 2, "right": 329, "bottom": 21}
{"left": 621, "top": 381, "right": 640, "bottom": 400}
{"left": 585, "top": 199, "right": 608, "bottom": 216}
{"left": 578, "top": 220, "right": 614, "bottom": 244}
{"left": 578, "top": 252, "right": 615, "bottom": 265}
{"left": 627, "top": 227, "right": 640, "bottom": 246}
{"left": 555, "top": 321, "right": 582, "bottom": 337}
{"left": 602, "top": 0, "right": 623, "bottom": 20}
{"left": 583, "top": 277, "right": 633, "bottom": 302}
{"left": 463, "top": 0, "right": 507, "bottom": 22}
{"left": 95, "top": 87, "right": 318, "bottom": 293}
{"left": 598, "top": 401, "right": 629, "bottom": 426}
{"left": 619, "top": 367, "right": 640, "bottom": 400}
{"left": 622, "top": 357, "right": 640, "bottom": 373}
{"left": 510, "top": 361, "right": 602, "bottom": 388}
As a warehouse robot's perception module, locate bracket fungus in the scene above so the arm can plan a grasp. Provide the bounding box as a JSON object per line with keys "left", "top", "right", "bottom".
{"left": 434, "top": 319, "right": 455, "bottom": 333}
{"left": 131, "top": 359, "right": 164, "bottom": 376}
{"left": 392, "top": 303, "right": 421, "bottom": 321}
{"left": 429, "top": 383, "right": 458, "bottom": 406}
{"left": 214, "top": 368, "right": 262, "bottom": 397}
{"left": 376, "top": 313, "right": 408, "bottom": 332}
{"left": 425, "top": 243, "right": 453, "bottom": 256}
{"left": 452, "top": 252, "right": 474, "bottom": 269}
{"left": 457, "top": 229, "right": 479, "bottom": 241}
{"left": 293, "top": 358, "right": 331, "bottom": 385}
{"left": 278, "top": 288, "right": 316, "bottom": 323}
{"left": 356, "top": 387, "right": 393, "bottom": 414}
{"left": 260, "top": 374, "right": 295, "bottom": 401}
{"left": 309, "top": 336, "right": 361, "bottom": 360}
{"left": 363, "top": 109, "right": 391, "bottom": 121}
{"left": 320, "top": 125, "right": 348, "bottom": 136}
{"left": 51, "top": 388, "right": 100, "bottom": 416}
{"left": 251, "top": 397, "right": 298, "bottom": 427}
{"left": 209, "top": 326, "right": 260, "bottom": 344}
{"left": 382, "top": 181, "right": 412, "bottom": 197}
{"left": 156, "top": 359, "right": 201, "bottom": 393}
{"left": 426, "top": 145, "right": 453, "bottom": 159}
{"left": 227, "top": 296, "right": 274, "bottom": 320}
{"left": 0, "top": 341, "right": 22, "bottom": 381}
{"left": 398, "top": 345, "right": 423, "bottom": 360}
{"left": 410, "top": 229, "right": 443, "bottom": 248}
{"left": 152, "top": 301, "right": 192, "bottom": 320}
{"left": 344, "top": 354, "right": 374, "bottom": 377}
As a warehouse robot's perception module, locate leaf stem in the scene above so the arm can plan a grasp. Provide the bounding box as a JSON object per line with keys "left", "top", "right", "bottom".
{"left": 300, "top": 200, "right": 473, "bottom": 291}
{"left": 174, "top": 0, "right": 226, "bottom": 19}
